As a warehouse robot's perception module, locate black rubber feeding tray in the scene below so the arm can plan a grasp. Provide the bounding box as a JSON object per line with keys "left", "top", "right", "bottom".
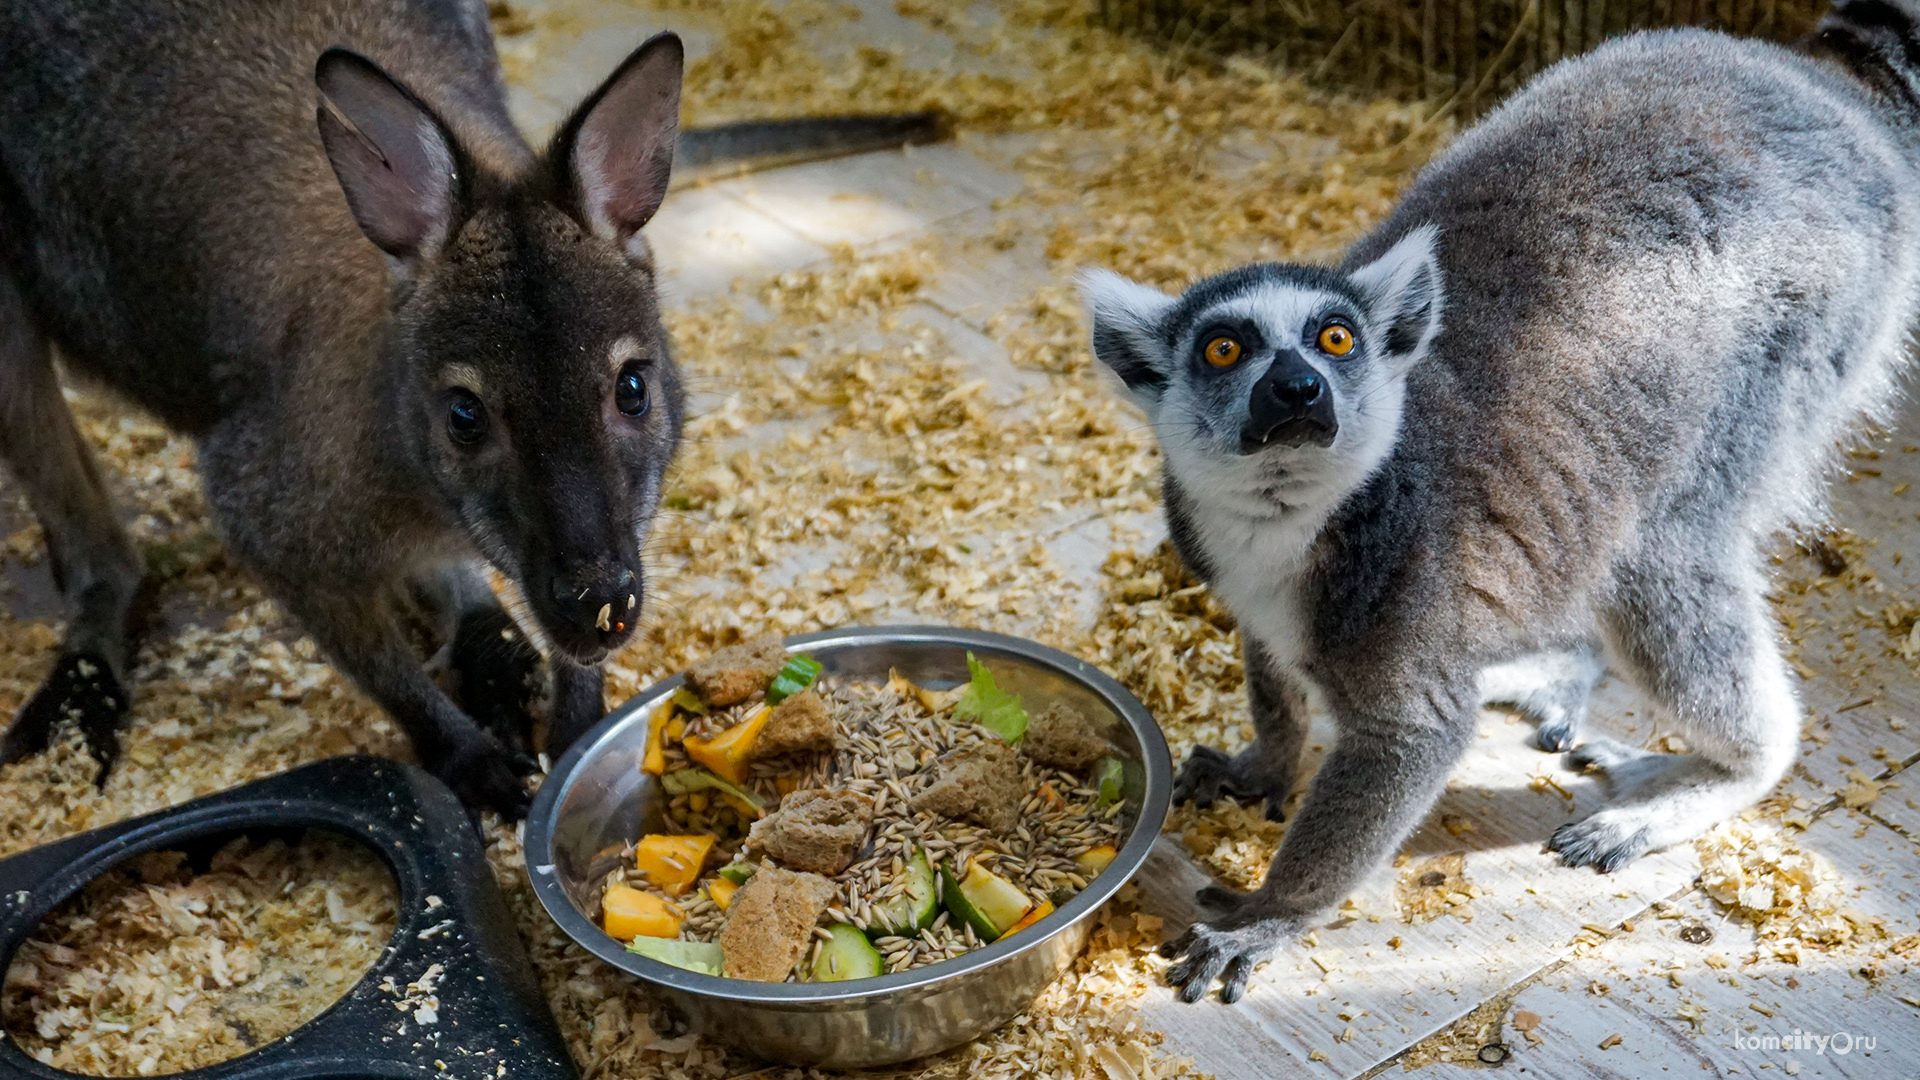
{"left": 0, "top": 755, "right": 578, "bottom": 1080}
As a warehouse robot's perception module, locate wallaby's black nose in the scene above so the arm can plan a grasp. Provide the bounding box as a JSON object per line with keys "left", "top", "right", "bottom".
{"left": 1243, "top": 350, "right": 1338, "bottom": 454}
{"left": 546, "top": 561, "right": 640, "bottom": 654}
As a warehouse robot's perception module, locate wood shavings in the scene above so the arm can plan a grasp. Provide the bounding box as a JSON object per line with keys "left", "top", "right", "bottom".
{"left": 1394, "top": 853, "right": 1477, "bottom": 925}
{"left": 0, "top": 833, "right": 395, "bottom": 1074}
{"left": 1694, "top": 818, "right": 1889, "bottom": 961}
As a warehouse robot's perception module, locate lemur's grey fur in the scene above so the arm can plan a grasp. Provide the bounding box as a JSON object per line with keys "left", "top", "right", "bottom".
{"left": 1085, "top": 3, "right": 1920, "bottom": 1003}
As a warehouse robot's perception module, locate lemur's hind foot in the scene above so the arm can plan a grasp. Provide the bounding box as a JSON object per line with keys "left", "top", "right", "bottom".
{"left": 1480, "top": 646, "right": 1605, "bottom": 753}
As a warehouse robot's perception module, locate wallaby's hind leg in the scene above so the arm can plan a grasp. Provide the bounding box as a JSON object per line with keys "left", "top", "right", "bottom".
{"left": 414, "top": 561, "right": 542, "bottom": 755}
{"left": 1174, "top": 636, "right": 1309, "bottom": 822}
{"left": 0, "top": 275, "right": 145, "bottom": 778}
{"left": 1550, "top": 554, "right": 1798, "bottom": 872}
{"left": 1480, "top": 644, "right": 1605, "bottom": 752}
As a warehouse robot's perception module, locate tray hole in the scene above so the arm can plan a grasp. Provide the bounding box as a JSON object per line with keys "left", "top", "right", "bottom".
{"left": 1, "top": 828, "right": 397, "bottom": 1076}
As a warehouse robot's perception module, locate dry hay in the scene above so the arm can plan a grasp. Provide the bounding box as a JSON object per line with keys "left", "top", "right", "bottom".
{"left": 0, "top": 0, "right": 1458, "bottom": 1075}
{"left": 1097, "top": 0, "right": 1830, "bottom": 117}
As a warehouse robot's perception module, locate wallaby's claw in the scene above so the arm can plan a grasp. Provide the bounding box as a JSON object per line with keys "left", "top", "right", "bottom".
{"left": 1173, "top": 745, "right": 1289, "bottom": 819}
{"left": 1161, "top": 898, "right": 1302, "bottom": 1005}
{"left": 439, "top": 736, "right": 535, "bottom": 820}
{"left": 3, "top": 651, "right": 127, "bottom": 783}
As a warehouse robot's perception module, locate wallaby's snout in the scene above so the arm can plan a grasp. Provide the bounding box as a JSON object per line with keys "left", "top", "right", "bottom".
{"left": 546, "top": 556, "right": 640, "bottom": 658}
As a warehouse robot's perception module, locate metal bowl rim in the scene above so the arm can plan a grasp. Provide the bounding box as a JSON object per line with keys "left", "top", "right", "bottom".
{"left": 524, "top": 624, "right": 1172, "bottom": 1006}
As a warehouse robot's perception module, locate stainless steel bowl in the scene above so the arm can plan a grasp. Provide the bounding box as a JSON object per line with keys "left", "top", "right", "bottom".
{"left": 524, "top": 625, "right": 1172, "bottom": 1069}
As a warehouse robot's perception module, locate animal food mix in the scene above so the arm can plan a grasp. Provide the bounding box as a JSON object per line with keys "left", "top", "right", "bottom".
{"left": 599, "top": 636, "right": 1131, "bottom": 981}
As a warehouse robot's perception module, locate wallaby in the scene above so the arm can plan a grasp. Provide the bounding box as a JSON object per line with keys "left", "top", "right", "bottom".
{"left": 1086, "top": 0, "right": 1920, "bottom": 1001}
{"left": 0, "top": 0, "right": 939, "bottom": 816}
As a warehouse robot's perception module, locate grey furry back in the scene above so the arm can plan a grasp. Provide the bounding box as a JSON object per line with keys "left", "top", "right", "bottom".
{"left": 1331, "top": 28, "right": 1920, "bottom": 643}
{"left": 0, "top": 0, "right": 523, "bottom": 433}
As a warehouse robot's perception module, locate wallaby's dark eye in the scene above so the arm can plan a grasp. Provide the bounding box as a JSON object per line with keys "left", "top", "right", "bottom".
{"left": 445, "top": 389, "right": 487, "bottom": 445}
{"left": 615, "top": 361, "right": 649, "bottom": 418}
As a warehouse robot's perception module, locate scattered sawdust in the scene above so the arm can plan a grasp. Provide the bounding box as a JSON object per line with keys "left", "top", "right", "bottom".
{"left": 1165, "top": 798, "right": 1282, "bottom": 892}
{"left": 1693, "top": 815, "right": 1890, "bottom": 963}
{"left": 1396, "top": 989, "right": 1518, "bottom": 1071}
{"left": 1393, "top": 853, "right": 1477, "bottom": 925}
{"left": 0, "top": 832, "right": 396, "bottom": 1075}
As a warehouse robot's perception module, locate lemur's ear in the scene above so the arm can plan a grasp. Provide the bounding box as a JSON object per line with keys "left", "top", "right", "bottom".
{"left": 1350, "top": 224, "right": 1444, "bottom": 371}
{"left": 1081, "top": 269, "right": 1178, "bottom": 404}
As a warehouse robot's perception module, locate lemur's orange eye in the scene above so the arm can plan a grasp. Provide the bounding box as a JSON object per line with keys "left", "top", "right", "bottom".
{"left": 1317, "top": 323, "right": 1354, "bottom": 356}
{"left": 1204, "top": 336, "right": 1243, "bottom": 367}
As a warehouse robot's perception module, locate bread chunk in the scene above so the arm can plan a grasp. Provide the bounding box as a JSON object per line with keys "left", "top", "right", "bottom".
{"left": 685, "top": 633, "right": 787, "bottom": 707}
{"left": 753, "top": 689, "right": 838, "bottom": 758}
{"left": 910, "top": 740, "right": 1024, "bottom": 832}
{"left": 747, "top": 788, "right": 873, "bottom": 874}
{"left": 718, "top": 867, "right": 835, "bottom": 981}
{"left": 1024, "top": 701, "right": 1111, "bottom": 771}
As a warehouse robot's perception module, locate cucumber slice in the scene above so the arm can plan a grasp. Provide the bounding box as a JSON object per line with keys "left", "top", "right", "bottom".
{"left": 716, "top": 861, "right": 756, "bottom": 885}
{"left": 625, "top": 937, "right": 723, "bottom": 976}
{"left": 867, "top": 851, "right": 939, "bottom": 939}
{"left": 939, "top": 860, "right": 1033, "bottom": 942}
{"left": 1091, "top": 757, "right": 1126, "bottom": 810}
{"left": 765, "top": 654, "right": 823, "bottom": 705}
{"left": 810, "top": 924, "right": 884, "bottom": 981}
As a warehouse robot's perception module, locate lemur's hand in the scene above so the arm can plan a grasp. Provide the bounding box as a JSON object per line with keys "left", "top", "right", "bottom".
{"left": 1160, "top": 886, "right": 1307, "bottom": 1003}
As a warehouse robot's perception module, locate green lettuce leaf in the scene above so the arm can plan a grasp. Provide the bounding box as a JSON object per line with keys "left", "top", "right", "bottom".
{"left": 952, "top": 652, "right": 1027, "bottom": 743}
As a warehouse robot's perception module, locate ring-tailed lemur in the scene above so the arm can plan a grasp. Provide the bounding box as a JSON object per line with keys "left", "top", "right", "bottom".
{"left": 1084, "top": 0, "right": 1920, "bottom": 1003}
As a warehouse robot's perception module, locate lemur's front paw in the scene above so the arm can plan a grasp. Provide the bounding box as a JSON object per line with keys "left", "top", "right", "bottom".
{"left": 2, "top": 652, "right": 128, "bottom": 785}
{"left": 450, "top": 610, "right": 542, "bottom": 755}
{"left": 1173, "top": 746, "right": 1291, "bottom": 821}
{"left": 438, "top": 735, "right": 536, "bottom": 820}
{"left": 1159, "top": 888, "right": 1305, "bottom": 1004}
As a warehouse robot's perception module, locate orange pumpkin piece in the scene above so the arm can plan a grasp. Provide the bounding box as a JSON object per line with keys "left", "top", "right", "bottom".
{"left": 634, "top": 834, "right": 717, "bottom": 896}
{"left": 602, "top": 884, "right": 682, "bottom": 940}
{"left": 709, "top": 877, "right": 740, "bottom": 912}
{"left": 1005, "top": 899, "right": 1055, "bottom": 936}
{"left": 683, "top": 703, "right": 772, "bottom": 784}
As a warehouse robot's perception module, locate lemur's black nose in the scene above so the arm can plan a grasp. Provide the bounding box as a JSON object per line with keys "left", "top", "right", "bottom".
{"left": 1243, "top": 350, "right": 1338, "bottom": 454}
{"left": 1269, "top": 372, "right": 1325, "bottom": 409}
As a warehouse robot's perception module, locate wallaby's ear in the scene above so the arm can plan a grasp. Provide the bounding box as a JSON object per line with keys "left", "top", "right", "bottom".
{"left": 1349, "top": 224, "right": 1444, "bottom": 370}
{"left": 1080, "top": 269, "right": 1178, "bottom": 406}
{"left": 554, "top": 32, "right": 683, "bottom": 251}
{"left": 315, "top": 49, "right": 462, "bottom": 263}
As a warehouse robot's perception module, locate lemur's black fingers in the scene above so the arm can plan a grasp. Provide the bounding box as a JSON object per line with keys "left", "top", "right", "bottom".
{"left": 0, "top": 709, "right": 53, "bottom": 765}
{"left": 1218, "top": 956, "right": 1254, "bottom": 1004}
{"left": 1262, "top": 796, "right": 1290, "bottom": 823}
{"left": 1174, "top": 950, "right": 1231, "bottom": 1003}
{"left": 1158, "top": 926, "right": 1197, "bottom": 960}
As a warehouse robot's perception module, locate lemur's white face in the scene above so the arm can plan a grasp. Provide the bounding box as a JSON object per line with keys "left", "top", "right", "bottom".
{"left": 1082, "top": 226, "right": 1444, "bottom": 514}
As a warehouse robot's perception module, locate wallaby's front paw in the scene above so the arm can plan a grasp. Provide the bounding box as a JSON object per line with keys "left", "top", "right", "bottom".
{"left": 1159, "top": 890, "right": 1304, "bottom": 1004}
{"left": 438, "top": 737, "right": 536, "bottom": 820}
{"left": 1173, "top": 745, "right": 1291, "bottom": 821}
{"left": 2, "top": 652, "right": 127, "bottom": 784}
{"left": 450, "top": 611, "right": 542, "bottom": 754}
